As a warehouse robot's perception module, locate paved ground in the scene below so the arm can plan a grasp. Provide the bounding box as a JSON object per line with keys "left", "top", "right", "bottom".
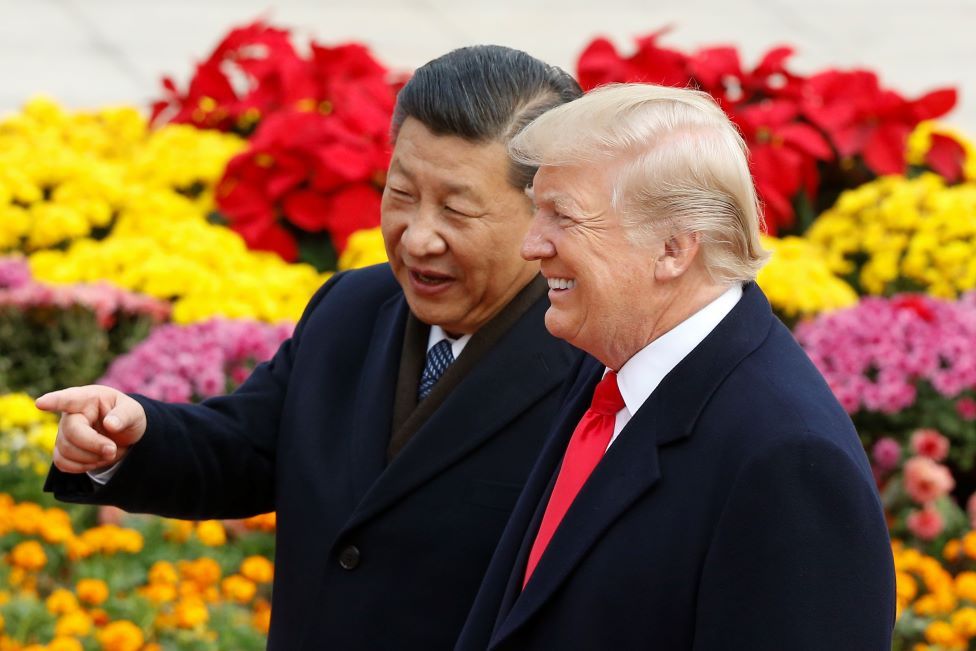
{"left": 2, "top": 0, "right": 974, "bottom": 132}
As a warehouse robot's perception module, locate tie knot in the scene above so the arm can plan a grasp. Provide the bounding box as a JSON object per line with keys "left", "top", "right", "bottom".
{"left": 590, "top": 371, "right": 625, "bottom": 416}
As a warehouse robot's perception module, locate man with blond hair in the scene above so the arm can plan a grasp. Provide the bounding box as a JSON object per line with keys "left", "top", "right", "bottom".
{"left": 456, "top": 83, "right": 895, "bottom": 650}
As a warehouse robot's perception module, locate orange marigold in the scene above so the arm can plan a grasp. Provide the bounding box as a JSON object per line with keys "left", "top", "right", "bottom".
{"left": 48, "top": 637, "right": 84, "bottom": 651}
{"left": 196, "top": 520, "right": 226, "bottom": 547}
{"left": 98, "top": 620, "right": 144, "bottom": 651}
{"left": 945, "top": 539, "right": 963, "bottom": 562}
{"left": 179, "top": 557, "right": 221, "bottom": 587}
{"left": 962, "top": 531, "right": 976, "bottom": 560}
{"left": 925, "top": 619, "right": 966, "bottom": 647}
{"left": 165, "top": 519, "right": 194, "bottom": 543}
{"left": 9, "top": 540, "right": 46, "bottom": 571}
{"left": 952, "top": 606, "right": 976, "bottom": 637}
{"left": 55, "top": 610, "right": 92, "bottom": 637}
{"left": 148, "top": 560, "right": 178, "bottom": 585}
{"left": 253, "top": 599, "right": 271, "bottom": 634}
{"left": 174, "top": 596, "right": 209, "bottom": 629}
{"left": 243, "top": 512, "right": 276, "bottom": 532}
{"left": 139, "top": 582, "right": 177, "bottom": 605}
{"left": 896, "top": 572, "right": 919, "bottom": 605}
{"left": 240, "top": 555, "right": 274, "bottom": 583}
{"left": 76, "top": 578, "right": 110, "bottom": 606}
{"left": 45, "top": 588, "right": 79, "bottom": 615}
{"left": 957, "top": 572, "right": 976, "bottom": 602}
{"left": 222, "top": 574, "right": 257, "bottom": 604}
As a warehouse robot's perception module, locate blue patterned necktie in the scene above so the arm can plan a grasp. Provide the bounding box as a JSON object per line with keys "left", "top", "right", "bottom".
{"left": 418, "top": 339, "right": 455, "bottom": 401}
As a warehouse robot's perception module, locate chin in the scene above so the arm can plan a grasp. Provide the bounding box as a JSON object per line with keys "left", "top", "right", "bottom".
{"left": 543, "top": 312, "right": 572, "bottom": 344}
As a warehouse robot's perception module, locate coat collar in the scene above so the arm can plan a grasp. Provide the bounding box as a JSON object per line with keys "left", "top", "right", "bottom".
{"left": 490, "top": 282, "right": 775, "bottom": 647}
{"left": 344, "top": 280, "right": 575, "bottom": 531}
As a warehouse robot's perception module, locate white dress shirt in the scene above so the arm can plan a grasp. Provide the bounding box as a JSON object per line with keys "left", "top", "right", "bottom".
{"left": 608, "top": 284, "right": 743, "bottom": 449}
{"left": 427, "top": 325, "right": 471, "bottom": 358}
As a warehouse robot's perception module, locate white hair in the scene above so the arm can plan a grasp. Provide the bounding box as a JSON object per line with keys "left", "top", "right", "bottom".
{"left": 509, "top": 83, "right": 770, "bottom": 283}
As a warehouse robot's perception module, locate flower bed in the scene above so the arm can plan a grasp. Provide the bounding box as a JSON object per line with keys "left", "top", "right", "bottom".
{"left": 2, "top": 20, "right": 975, "bottom": 650}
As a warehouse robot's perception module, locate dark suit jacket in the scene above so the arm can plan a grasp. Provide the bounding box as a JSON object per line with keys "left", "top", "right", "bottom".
{"left": 456, "top": 283, "right": 896, "bottom": 651}
{"left": 45, "top": 264, "right": 579, "bottom": 650}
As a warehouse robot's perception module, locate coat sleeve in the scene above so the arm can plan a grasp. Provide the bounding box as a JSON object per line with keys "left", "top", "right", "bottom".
{"left": 43, "top": 272, "right": 348, "bottom": 520}
{"left": 691, "top": 434, "right": 896, "bottom": 651}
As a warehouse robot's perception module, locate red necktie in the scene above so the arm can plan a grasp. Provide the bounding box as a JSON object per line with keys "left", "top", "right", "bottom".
{"left": 523, "top": 371, "right": 625, "bottom": 587}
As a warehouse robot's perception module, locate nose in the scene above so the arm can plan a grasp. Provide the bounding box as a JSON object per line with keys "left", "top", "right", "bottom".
{"left": 400, "top": 207, "right": 447, "bottom": 258}
{"left": 521, "top": 215, "right": 556, "bottom": 261}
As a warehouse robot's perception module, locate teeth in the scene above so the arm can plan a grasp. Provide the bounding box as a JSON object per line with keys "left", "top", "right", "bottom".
{"left": 547, "top": 278, "right": 576, "bottom": 290}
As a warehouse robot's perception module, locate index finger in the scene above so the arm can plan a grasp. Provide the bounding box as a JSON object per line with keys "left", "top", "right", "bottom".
{"left": 35, "top": 387, "right": 104, "bottom": 414}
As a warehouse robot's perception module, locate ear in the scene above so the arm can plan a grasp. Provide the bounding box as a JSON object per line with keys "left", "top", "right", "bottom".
{"left": 654, "top": 232, "right": 700, "bottom": 280}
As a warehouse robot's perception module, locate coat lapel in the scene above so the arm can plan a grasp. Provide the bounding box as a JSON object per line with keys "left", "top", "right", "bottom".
{"left": 491, "top": 358, "right": 603, "bottom": 626}
{"left": 343, "top": 294, "right": 575, "bottom": 531}
{"left": 347, "top": 293, "right": 410, "bottom": 500}
{"left": 491, "top": 283, "right": 775, "bottom": 647}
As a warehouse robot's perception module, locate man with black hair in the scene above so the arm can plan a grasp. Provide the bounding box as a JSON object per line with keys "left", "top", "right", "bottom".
{"left": 38, "top": 46, "right": 583, "bottom": 650}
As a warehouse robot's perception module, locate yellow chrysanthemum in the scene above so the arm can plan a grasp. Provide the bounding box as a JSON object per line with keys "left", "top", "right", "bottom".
{"left": 757, "top": 235, "right": 858, "bottom": 320}
{"left": 0, "top": 394, "right": 61, "bottom": 476}
{"left": 808, "top": 173, "right": 976, "bottom": 298}
{"left": 338, "top": 227, "right": 388, "bottom": 270}
{"left": 0, "top": 98, "right": 244, "bottom": 254}
{"left": 28, "top": 206, "right": 329, "bottom": 324}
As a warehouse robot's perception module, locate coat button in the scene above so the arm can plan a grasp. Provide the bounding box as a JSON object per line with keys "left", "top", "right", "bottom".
{"left": 338, "top": 545, "right": 361, "bottom": 570}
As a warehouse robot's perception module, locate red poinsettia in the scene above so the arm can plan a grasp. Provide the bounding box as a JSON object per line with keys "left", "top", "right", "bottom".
{"left": 730, "top": 100, "right": 832, "bottom": 233}
{"left": 153, "top": 20, "right": 400, "bottom": 263}
{"left": 575, "top": 30, "right": 960, "bottom": 235}
{"left": 577, "top": 29, "right": 691, "bottom": 91}
{"left": 922, "top": 133, "right": 967, "bottom": 183}
{"left": 688, "top": 45, "right": 806, "bottom": 109}
{"left": 151, "top": 21, "right": 313, "bottom": 131}
{"left": 216, "top": 108, "right": 389, "bottom": 261}
{"left": 801, "top": 70, "right": 956, "bottom": 175}
{"left": 151, "top": 20, "right": 400, "bottom": 140}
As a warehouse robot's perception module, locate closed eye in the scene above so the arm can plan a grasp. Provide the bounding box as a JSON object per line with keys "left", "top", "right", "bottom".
{"left": 445, "top": 205, "right": 474, "bottom": 217}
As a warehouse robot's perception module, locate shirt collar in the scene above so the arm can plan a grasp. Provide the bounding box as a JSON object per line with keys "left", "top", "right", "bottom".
{"left": 613, "top": 283, "right": 743, "bottom": 416}
{"left": 428, "top": 325, "right": 472, "bottom": 360}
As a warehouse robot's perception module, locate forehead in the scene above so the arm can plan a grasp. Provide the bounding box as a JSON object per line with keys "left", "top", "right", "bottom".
{"left": 389, "top": 118, "right": 513, "bottom": 197}
{"left": 531, "top": 165, "right": 612, "bottom": 213}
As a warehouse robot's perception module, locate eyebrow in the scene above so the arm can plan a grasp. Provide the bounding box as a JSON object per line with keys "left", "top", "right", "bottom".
{"left": 532, "top": 188, "right": 585, "bottom": 216}
{"left": 388, "top": 160, "right": 483, "bottom": 204}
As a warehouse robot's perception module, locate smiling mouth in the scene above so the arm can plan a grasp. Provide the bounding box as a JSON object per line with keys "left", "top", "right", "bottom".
{"left": 410, "top": 269, "right": 453, "bottom": 286}
{"left": 547, "top": 277, "right": 577, "bottom": 291}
